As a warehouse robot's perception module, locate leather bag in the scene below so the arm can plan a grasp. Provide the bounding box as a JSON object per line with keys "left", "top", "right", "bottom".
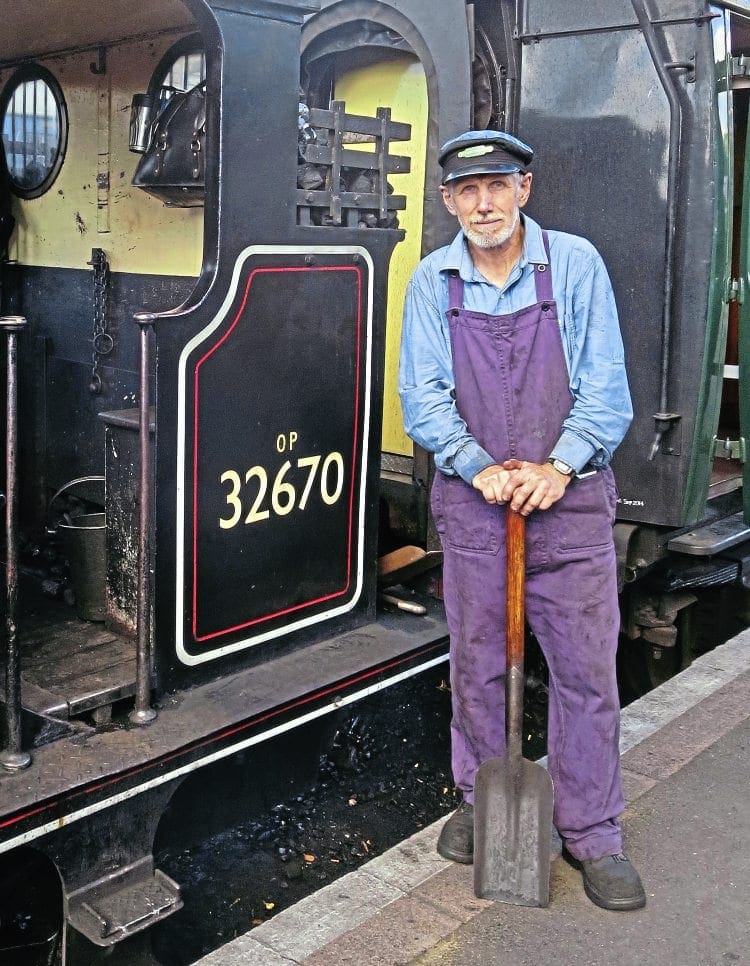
{"left": 132, "top": 82, "right": 206, "bottom": 207}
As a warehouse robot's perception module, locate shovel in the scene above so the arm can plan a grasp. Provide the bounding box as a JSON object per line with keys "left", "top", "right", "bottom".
{"left": 473, "top": 507, "right": 554, "bottom": 906}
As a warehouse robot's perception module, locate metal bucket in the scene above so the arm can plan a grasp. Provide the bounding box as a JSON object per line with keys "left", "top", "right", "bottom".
{"left": 59, "top": 513, "right": 106, "bottom": 621}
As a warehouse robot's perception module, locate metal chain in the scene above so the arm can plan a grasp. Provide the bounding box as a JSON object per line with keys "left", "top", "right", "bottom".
{"left": 89, "top": 248, "right": 113, "bottom": 394}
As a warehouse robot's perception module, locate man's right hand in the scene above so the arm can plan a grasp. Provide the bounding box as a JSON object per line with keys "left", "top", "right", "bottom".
{"left": 471, "top": 463, "right": 514, "bottom": 505}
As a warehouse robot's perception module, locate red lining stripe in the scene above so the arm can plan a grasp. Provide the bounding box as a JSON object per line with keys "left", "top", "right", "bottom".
{"left": 191, "top": 264, "right": 363, "bottom": 644}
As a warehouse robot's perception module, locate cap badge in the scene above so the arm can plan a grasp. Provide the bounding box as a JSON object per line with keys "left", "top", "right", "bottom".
{"left": 457, "top": 144, "right": 495, "bottom": 158}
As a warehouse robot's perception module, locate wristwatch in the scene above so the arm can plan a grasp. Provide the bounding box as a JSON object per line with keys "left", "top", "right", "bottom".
{"left": 547, "top": 458, "right": 576, "bottom": 478}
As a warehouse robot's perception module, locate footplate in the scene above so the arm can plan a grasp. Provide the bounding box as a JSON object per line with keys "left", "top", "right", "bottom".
{"left": 67, "top": 856, "right": 182, "bottom": 946}
{"left": 667, "top": 511, "right": 750, "bottom": 556}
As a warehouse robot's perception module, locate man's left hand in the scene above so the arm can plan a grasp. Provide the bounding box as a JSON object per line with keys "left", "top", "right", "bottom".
{"left": 500, "top": 458, "right": 571, "bottom": 515}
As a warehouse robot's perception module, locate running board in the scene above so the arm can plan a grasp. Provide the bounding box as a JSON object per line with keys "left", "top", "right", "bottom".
{"left": 668, "top": 511, "right": 750, "bottom": 556}
{"left": 67, "top": 856, "right": 182, "bottom": 946}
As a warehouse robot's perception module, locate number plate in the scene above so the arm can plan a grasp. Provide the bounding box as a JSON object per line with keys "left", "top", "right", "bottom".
{"left": 175, "top": 247, "right": 373, "bottom": 664}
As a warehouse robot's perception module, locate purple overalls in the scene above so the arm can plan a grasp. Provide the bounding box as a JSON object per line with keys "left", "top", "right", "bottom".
{"left": 431, "top": 234, "right": 625, "bottom": 861}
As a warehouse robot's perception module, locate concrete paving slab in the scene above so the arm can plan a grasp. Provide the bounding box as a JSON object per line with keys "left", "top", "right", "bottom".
{"left": 617, "top": 639, "right": 750, "bottom": 754}
{"left": 303, "top": 894, "right": 461, "bottom": 966}
{"left": 195, "top": 939, "right": 298, "bottom": 965}
{"left": 197, "top": 871, "right": 403, "bottom": 964}
{"left": 622, "top": 670, "right": 750, "bottom": 781}
{"left": 364, "top": 821, "right": 450, "bottom": 893}
{"left": 620, "top": 768, "right": 658, "bottom": 807}
{"left": 696, "top": 628, "right": 750, "bottom": 672}
{"left": 410, "top": 861, "right": 494, "bottom": 922}
{"left": 620, "top": 674, "right": 724, "bottom": 746}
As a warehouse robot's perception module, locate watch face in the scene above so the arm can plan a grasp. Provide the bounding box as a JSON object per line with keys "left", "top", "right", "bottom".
{"left": 552, "top": 459, "right": 574, "bottom": 476}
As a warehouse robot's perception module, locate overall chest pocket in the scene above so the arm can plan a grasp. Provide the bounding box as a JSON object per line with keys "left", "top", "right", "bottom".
{"left": 431, "top": 475, "right": 502, "bottom": 555}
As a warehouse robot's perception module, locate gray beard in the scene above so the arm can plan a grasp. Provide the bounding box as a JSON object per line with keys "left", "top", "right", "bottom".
{"left": 460, "top": 207, "right": 519, "bottom": 250}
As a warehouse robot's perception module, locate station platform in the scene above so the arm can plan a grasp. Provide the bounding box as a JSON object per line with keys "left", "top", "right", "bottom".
{"left": 196, "top": 630, "right": 750, "bottom": 966}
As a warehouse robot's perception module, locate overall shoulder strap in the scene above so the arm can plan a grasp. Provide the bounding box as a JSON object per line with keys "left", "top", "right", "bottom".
{"left": 533, "top": 231, "right": 554, "bottom": 303}
{"left": 447, "top": 271, "right": 464, "bottom": 312}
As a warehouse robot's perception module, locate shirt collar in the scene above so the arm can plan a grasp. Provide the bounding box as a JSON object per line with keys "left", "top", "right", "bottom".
{"left": 440, "top": 213, "right": 548, "bottom": 282}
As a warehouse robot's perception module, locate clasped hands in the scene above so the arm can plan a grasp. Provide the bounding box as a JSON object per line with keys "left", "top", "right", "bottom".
{"left": 471, "top": 458, "right": 570, "bottom": 515}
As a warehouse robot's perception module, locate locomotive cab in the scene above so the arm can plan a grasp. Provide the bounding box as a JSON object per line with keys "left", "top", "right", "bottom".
{"left": 0, "top": 1, "right": 454, "bottom": 961}
{"left": 0, "top": 0, "right": 436, "bottom": 713}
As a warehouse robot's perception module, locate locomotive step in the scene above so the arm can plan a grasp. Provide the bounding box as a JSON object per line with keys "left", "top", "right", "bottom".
{"left": 18, "top": 620, "right": 135, "bottom": 719}
{"left": 67, "top": 856, "right": 182, "bottom": 947}
{"left": 668, "top": 511, "right": 750, "bottom": 556}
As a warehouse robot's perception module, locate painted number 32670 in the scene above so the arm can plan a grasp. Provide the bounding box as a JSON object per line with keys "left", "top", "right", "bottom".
{"left": 219, "top": 452, "right": 345, "bottom": 529}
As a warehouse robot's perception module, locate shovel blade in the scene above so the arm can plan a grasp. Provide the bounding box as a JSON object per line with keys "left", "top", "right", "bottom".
{"left": 473, "top": 756, "right": 554, "bottom": 906}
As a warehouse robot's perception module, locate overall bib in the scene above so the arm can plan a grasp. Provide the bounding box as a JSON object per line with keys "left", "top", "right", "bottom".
{"left": 431, "top": 234, "right": 625, "bottom": 860}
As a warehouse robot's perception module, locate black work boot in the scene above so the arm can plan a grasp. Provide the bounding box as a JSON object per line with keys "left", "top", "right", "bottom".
{"left": 572, "top": 852, "right": 647, "bottom": 911}
{"left": 436, "top": 802, "right": 474, "bottom": 864}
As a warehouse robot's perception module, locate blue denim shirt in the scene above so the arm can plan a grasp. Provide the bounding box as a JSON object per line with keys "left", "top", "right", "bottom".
{"left": 398, "top": 214, "right": 633, "bottom": 483}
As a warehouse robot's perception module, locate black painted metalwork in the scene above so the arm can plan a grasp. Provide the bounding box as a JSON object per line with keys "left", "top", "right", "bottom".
{"left": 0, "top": 3, "right": 455, "bottom": 953}
{"left": 296, "top": 100, "right": 410, "bottom": 227}
{"left": 518, "top": 0, "right": 717, "bottom": 527}
{"left": 88, "top": 248, "right": 112, "bottom": 396}
{"left": 7, "top": 3, "right": 750, "bottom": 950}
{"left": 139, "top": 0, "right": 409, "bottom": 690}
{"left": 503, "top": 0, "right": 524, "bottom": 133}
{"left": 8, "top": 265, "right": 194, "bottom": 511}
{"left": 303, "top": 0, "right": 473, "bottom": 253}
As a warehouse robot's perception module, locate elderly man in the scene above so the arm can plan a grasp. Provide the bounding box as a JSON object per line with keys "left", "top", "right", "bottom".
{"left": 399, "top": 130, "right": 645, "bottom": 911}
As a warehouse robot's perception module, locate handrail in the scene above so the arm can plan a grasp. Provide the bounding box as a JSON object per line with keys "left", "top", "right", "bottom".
{"left": 0, "top": 315, "right": 31, "bottom": 771}
{"left": 129, "top": 314, "right": 157, "bottom": 726}
{"left": 501, "top": 0, "right": 524, "bottom": 134}
{"left": 630, "top": 0, "right": 688, "bottom": 458}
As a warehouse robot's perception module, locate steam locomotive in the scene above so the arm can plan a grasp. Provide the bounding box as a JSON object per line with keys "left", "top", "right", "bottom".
{"left": 1, "top": 0, "right": 749, "bottom": 962}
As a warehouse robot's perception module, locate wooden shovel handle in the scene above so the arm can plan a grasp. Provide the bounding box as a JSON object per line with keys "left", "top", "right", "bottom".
{"left": 506, "top": 508, "right": 526, "bottom": 760}
{"left": 506, "top": 508, "right": 525, "bottom": 670}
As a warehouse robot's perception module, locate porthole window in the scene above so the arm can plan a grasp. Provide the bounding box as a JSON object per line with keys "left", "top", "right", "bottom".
{"left": 0, "top": 65, "right": 67, "bottom": 199}
{"left": 161, "top": 49, "right": 206, "bottom": 92}
{"left": 149, "top": 34, "right": 206, "bottom": 103}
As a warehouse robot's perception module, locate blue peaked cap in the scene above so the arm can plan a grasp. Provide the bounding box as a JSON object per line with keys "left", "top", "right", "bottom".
{"left": 439, "top": 130, "right": 534, "bottom": 184}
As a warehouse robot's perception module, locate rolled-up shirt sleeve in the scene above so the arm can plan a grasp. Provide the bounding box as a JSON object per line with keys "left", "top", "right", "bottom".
{"left": 399, "top": 270, "right": 494, "bottom": 482}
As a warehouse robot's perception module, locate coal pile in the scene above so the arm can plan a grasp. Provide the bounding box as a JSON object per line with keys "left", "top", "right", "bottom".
{"left": 152, "top": 654, "right": 550, "bottom": 965}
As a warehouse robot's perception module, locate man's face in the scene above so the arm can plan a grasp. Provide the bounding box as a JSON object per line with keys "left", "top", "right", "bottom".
{"left": 440, "top": 172, "right": 532, "bottom": 250}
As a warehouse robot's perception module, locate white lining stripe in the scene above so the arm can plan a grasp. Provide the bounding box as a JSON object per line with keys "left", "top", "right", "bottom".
{"left": 0, "top": 652, "right": 448, "bottom": 856}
